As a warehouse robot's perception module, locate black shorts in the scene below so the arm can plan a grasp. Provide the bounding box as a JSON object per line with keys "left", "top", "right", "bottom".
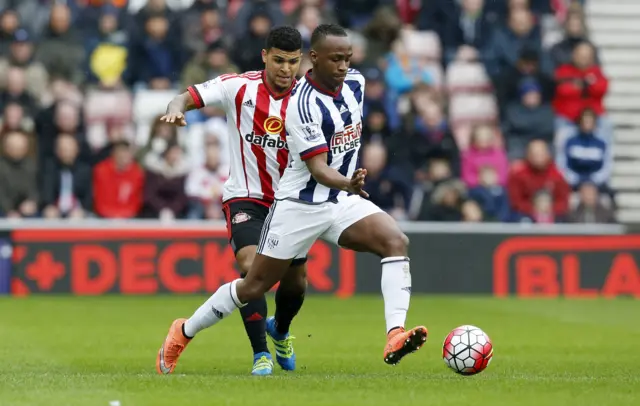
{"left": 222, "top": 199, "right": 307, "bottom": 266}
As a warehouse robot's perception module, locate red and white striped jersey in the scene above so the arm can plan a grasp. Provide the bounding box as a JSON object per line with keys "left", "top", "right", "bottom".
{"left": 188, "top": 70, "right": 294, "bottom": 205}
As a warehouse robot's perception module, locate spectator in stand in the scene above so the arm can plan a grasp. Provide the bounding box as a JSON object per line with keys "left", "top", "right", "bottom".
{"left": 142, "top": 141, "right": 190, "bottom": 220}
{"left": 424, "top": 178, "right": 467, "bottom": 222}
{"left": 556, "top": 108, "right": 611, "bottom": 191}
{"left": 1, "top": 0, "right": 51, "bottom": 39}
{"left": 285, "top": 0, "right": 337, "bottom": 27}
{"left": 468, "top": 166, "right": 511, "bottom": 222}
{"left": 35, "top": 4, "right": 86, "bottom": 86}
{"left": 0, "top": 66, "right": 36, "bottom": 116}
{"left": 409, "top": 158, "right": 458, "bottom": 221}
{"left": 361, "top": 6, "right": 402, "bottom": 67}
{"left": 232, "top": 10, "right": 273, "bottom": 73}
{"left": 137, "top": 114, "right": 179, "bottom": 168}
{"left": 384, "top": 39, "right": 434, "bottom": 97}
{"left": 361, "top": 103, "right": 394, "bottom": 146}
{"left": 0, "top": 8, "right": 19, "bottom": 55}
{"left": 41, "top": 134, "right": 92, "bottom": 219}
{"left": 406, "top": 95, "right": 459, "bottom": 177}
{"left": 0, "top": 102, "right": 33, "bottom": 134}
{"left": 484, "top": 7, "right": 546, "bottom": 83}
{"left": 127, "top": 12, "right": 183, "bottom": 89}
{"left": 361, "top": 66, "right": 399, "bottom": 131}
{"left": 93, "top": 140, "right": 144, "bottom": 218}
{"left": 553, "top": 41, "right": 609, "bottom": 137}
{"left": 497, "top": 47, "right": 555, "bottom": 109}
{"left": 508, "top": 139, "right": 570, "bottom": 222}
{"left": 296, "top": 5, "right": 322, "bottom": 49}
{"left": 93, "top": 125, "right": 130, "bottom": 165}
{"left": 0, "top": 130, "right": 38, "bottom": 218}
{"left": 360, "top": 142, "right": 413, "bottom": 220}
{"left": 568, "top": 181, "right": 616, "bottom": 224}
{"left": 132, "top": 0, "right": 181, "bottom": 35}
{"left": 502, "top": 78, "right": 555, "bottom": 159}
{"left": 461, "top": 124, "right": 509, "bottom": 188}
{"left": 347, "top": 30, "right": 367, "bottom": 71}
{"left": 550, "top": 9, "right": 596, "bottom": 70}
{"left": 396, "top": 0, "right": 422, "bottom": 26}
{"left": 229, "top": 0, "right": 284, "bottom": 40}
{"left": 84, "top": 5, "right": 129, "bottom": 87}
{"left": 441, "top": 0, "right": 493, "bottom": 66}
{"left": 182, "top": 6, "right": 223, "bottom": 59}
{"left": 36, "top": 100, "right": 91, "bottom": 170}
{"left": 82, "top": 5, "right": 133, "bottom": 153}
{"left": 461, "top": 199, "right": 484, "bottom": 222}
{"left": 335, "top": 0, "right": 382, "bottom": 29}
{"left": 530, "top": 189, "right": 555, "bottom": 223}
{"left": 0, "top": 29, "right": 49, "bottom": 108}
{"left": 361, "top": 101, "right": 410, "bottom": 173}
{"left": 181, "top": 40, "right": 239, "bottom": 89}
{"left": 186, "top": 140, "right": 225, "bottom": 220}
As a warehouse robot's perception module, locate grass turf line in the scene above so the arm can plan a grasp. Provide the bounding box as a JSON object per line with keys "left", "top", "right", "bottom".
{"left": 1, "top": 296, "right": 638, "bottom": 406}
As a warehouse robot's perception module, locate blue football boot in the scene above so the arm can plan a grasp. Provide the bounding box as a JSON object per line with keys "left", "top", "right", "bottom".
{"left": 266, "top": 316, "right": 296, "bottom": 371}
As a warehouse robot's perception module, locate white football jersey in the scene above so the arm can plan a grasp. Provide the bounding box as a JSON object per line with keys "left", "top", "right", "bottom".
{"left": 275, "top": 69, "right": 365, "bottom": 203}
{"left": 188, "top": 71, "right": 295, "bottom": 204}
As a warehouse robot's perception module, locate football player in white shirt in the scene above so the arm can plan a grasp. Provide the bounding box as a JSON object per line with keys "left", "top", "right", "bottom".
{"left": 156, "top": 27, "right": 307, "bottom": 376}
{"left": 177, "top": 24, "right": 428, "bottom": 366}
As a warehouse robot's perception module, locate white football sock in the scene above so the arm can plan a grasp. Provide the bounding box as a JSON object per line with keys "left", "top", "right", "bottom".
{"left": 381, "top": 257, "right": 412, "bottom": 334}
{"left": 183, "top": 279, "right": 245, "bottom": 337}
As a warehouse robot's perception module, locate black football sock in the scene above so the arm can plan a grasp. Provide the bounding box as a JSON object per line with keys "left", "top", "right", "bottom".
{"left": 238, "top": 273, "right": 269, "bottom": 355}
{"left": 274, "top": 287, "right": 305, "bottom": 335}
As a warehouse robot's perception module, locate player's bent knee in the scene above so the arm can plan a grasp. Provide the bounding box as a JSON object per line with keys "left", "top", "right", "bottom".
{"left": 381, "top": 232, "right": 409, "bottom": 257}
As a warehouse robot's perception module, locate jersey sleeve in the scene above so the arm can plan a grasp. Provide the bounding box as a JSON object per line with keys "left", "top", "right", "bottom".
{"left": 187, "top": 74, "right": 244, "bottom": 109}
{"left": 286, "top": 95, "right": 328, "bottom": 161}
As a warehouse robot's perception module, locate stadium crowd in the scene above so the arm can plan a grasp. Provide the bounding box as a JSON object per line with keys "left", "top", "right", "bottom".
{"left": 0, "top": 0, "right": 617, "bottom": 224}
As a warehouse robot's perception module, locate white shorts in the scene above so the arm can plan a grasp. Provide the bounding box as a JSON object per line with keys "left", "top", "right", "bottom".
{"left": 257, "top": 195, "right": 383, "bottom": 260}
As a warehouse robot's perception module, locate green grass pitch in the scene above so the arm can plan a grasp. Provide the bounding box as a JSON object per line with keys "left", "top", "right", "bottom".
{"left": 1, "top": 295, "right": 639, "bottom": 406}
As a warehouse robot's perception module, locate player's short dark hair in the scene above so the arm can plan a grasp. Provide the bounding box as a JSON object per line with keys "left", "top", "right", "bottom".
{"left": 265, "top": 26, "right": 302, "bottom": 52}
{"left": 311, "top": 24, "right": 348, "bottom": 48}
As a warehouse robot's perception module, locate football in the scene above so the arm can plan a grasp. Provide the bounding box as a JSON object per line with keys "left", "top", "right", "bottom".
{"left": 442, "top": 325, "right": 493, "bottom": 375}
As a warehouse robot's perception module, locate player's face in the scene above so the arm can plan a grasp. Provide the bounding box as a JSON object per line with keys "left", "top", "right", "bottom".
{"left": 263, "top": 48, "right": 302, "bottom": 90}
{"left": 311, "top": 35, "right": 352, "bottom": 90}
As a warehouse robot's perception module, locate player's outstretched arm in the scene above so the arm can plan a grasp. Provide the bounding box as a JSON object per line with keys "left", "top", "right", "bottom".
{"left": 160, "top": 92, "right": 197, "bottom": 127}
{"left": 305, "top": 153, "right": 369, "bottom": 198}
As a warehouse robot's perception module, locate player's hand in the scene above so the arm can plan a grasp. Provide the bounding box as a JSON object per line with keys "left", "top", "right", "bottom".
{"left": 160, "top": 112, "right": 187, "bottom": 127}
{"left": 348, "top": 168, "right": 369, "bottom": 198}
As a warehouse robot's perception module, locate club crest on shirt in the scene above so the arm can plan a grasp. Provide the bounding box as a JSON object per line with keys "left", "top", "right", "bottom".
{"left": 232, "top": 212, "right": 251, "bottom": 224}
{"left": 264, "top": 116, "right": 284, "bottom": 135}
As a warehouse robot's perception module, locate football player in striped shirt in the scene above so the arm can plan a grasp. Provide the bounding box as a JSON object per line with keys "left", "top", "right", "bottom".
{"left": 174, "top": 24, "right": 428, "bottom": 366}
{"left": 156, "top": 27, "right": 306, "bottom": 376}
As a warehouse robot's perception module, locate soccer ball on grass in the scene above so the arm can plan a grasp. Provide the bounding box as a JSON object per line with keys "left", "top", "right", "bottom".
{"left": 442, "top": 325, "right": 493, "bottom": 375}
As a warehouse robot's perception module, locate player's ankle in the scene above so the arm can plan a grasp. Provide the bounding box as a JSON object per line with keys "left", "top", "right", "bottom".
{"left": 387, "top": 326, "right": 404, "bottom": 337}
{"left": 182, "top": 322, "right": 194, "bottom": 339}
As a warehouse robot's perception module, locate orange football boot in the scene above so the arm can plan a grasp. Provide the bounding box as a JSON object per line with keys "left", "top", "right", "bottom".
{"left": 156, "top": 318, "right": 191, "bottom": 374}
{"left": 383, "top": 326, "right": 428, "bottom": 365}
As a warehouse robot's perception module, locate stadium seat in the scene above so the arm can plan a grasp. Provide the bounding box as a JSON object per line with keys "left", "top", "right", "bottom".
{"left": 84, "top": 89, "right": 134, "bottom": 150}
{"left": 445, "top": 62, "right": 492, "bottom": 94}
{"left": 400, "top": 29, "right": 441, "bottom": 62}
{"left": 448, "top": 93, "right": 498, "bottom": 128}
